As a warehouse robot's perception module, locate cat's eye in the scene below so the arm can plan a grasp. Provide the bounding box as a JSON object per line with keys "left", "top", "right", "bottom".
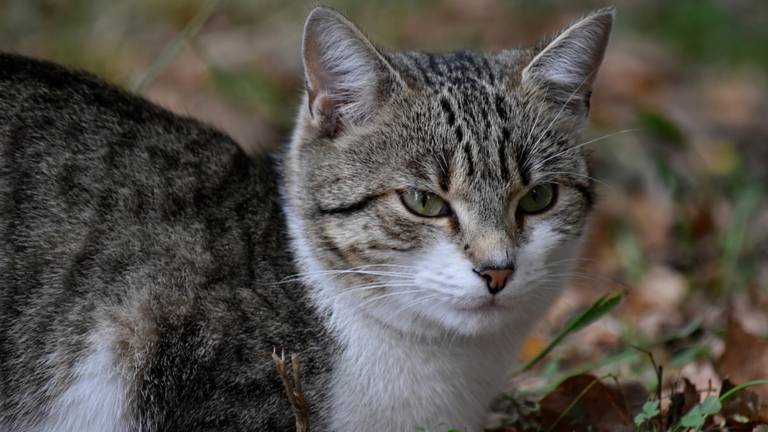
{"left": 399, "top": 190, "right": 451, "bottom": 217}
{"left": 518, "top": 184, "right": 557, "bottom": 214}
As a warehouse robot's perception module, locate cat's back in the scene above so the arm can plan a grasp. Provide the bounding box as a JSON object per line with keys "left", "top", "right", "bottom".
{"left": 0, "top": 52, "right": 269, "bottom": 229}
{"left": 0, "top": 53, "right": 328, "bottom": 431}
{"left": 0, "top": 52, "right": 279, "bottom": 302}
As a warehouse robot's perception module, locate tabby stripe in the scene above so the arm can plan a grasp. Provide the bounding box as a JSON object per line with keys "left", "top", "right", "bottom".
{"left": 498, "top": 129, "right": 510, "bottom": 182}
{"left": 494, "top": 94, "right": 508, "bottom": 121}
{"left": 464, "top": 96, "right": 478, "bottom": 126}
{"left": 463, "top": 142, "right": 475, "bottom": 178}
{"left": 573, "top": 183, "right": 595, "bottom": 209}
{"left": 447, "top": 215, "right": 461, "bottom": 235}
{"left": 482, "top": 56, "right": 496, "bottom": 85}
{"left": 408, "top": 53, "right": 433, "bottom": 86}
{"left": 317, "top": 227, "right": 347, "bottom": 261}
{"left": 457, "top": 51, "right": 482, "bottom": 79}
{"left": 437, "top": 150, "right": 452, "bottom": 192}
{"left": 514, "top": 141, "right": 531, "bottom": 185}
{"left": 427, "top": 53, "right": 440, "bottom": 75}
{"left": 440, "top": 97, "right": 456, "bottom": 126}
{"left": 454, "top": 125, "right": 464, "bottom": 144}
{"left": 367, "top": 241, "right": 416, "bottom": 252}
{"left": 317, "top": 194, "right": 381, "bottom": 215}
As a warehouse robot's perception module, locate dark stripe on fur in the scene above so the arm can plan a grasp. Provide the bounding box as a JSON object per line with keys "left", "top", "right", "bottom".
{"left": 316, "top": 194, "right": 380, "bottom": 215}
{"left": 440, "top": 97, "right": 456, "bottom": 127}
{"left": 408, "top": 53, "right": 433, "bottom": 86}
{"left": 437, "top": 153, "right": 452, "bottom": 193}
{"left": 463, "top": 142, "right": 475, "bottom": 178}
{"left": 498, "top": 130, "right": 510, "bottom": 182}
{"left": 454, "top": 125, "right": 464, "bottom": 144}
{"left": 573, "top": 182, "right": 595, "bottom": 209}
{"left": 514, "top": 143, "right": 531, "bottom": 185}
{"left": 481, "top": 56, "right": 496, "bottom": 85}
{"left": 427, "top": 53, "right": 440, "bottom": 75}
{"left": 494, "top": 94, "right": 508, "bottom": 121}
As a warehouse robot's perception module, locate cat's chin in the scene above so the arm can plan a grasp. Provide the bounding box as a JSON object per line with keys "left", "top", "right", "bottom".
{"left": 373, "top": 285, "right": 562, "bottom": 338}
{"left": 442, "top": 306, "right": 510, "bottom": 336}
{"left": 367, "top": 296, "right": 513, "bottom": 338}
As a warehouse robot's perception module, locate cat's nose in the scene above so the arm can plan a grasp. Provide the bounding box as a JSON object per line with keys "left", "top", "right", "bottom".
{"left": 473, "top": 266, "right": 514, "bottom": 295}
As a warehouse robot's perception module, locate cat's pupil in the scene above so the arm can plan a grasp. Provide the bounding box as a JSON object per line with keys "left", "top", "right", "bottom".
{"left": 419, "top": 192, "right": 428, "bottom": 207}
{"left": 530, "top": 188, "right": 540, "bottom": 201}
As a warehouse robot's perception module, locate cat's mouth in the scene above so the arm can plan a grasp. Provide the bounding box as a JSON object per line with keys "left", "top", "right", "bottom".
{"left": 452, "top": 295, "right": 506, "bottom": 313}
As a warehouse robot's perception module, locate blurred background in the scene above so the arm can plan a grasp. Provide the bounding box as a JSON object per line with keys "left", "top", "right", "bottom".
{"left": 2, "top": 0, "right": 766, "bottom": 415}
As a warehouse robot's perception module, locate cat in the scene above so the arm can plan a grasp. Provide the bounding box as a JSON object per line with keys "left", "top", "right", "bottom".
{"left": 0, "top": 5, "right": 613, "bottom": 432}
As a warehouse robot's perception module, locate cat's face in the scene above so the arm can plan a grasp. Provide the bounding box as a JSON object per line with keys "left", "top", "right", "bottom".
{"left": 286, "top": 8, "right": 612, "bottom": 337}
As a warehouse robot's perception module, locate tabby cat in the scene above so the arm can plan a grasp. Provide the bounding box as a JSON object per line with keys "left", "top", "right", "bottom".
{"left": 0, "top": 6, "right": 613, "bottom": 431}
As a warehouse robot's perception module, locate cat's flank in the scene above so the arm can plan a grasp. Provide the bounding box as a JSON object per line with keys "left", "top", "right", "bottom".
{"left": 0, "top": 6, "right": 613, "bottom": 432}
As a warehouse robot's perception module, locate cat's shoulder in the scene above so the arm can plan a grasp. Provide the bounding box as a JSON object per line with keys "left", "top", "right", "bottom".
{"left": 0, "top": 52, "right": 223, "bottom": 142}
{"left": 0, "top": 52, "right": 262, "bottom": 166}
{"left": 0, "top": 52, "right": 158, "bottom": 117}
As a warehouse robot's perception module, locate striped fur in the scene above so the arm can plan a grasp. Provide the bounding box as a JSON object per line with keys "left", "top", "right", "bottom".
{"left": 0, "top": 6, "right": 613, "bottom": 432}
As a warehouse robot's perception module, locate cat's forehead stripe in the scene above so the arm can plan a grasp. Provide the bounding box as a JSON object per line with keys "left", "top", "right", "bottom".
{"left": 397, "top": 51, "right": 495, "bottom": 88}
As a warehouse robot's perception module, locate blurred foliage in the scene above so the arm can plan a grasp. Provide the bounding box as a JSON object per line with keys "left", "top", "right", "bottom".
{"left": 1, "top": 0, "right": 767, "bottom": 427}
{"left": 628, "top": 0, "right": 768, "bottom": 70}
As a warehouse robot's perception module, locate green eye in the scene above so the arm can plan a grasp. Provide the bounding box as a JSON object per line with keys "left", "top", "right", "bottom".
{"left": 518, "top": 184, "right": 557, "bottom": 214}
{"left": 400, "top": 189, "right": 451, "bottom": 217}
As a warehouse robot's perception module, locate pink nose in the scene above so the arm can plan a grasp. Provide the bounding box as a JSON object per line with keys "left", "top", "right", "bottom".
{"left": 474, "top": 267, "right": 514, "bottom": 295}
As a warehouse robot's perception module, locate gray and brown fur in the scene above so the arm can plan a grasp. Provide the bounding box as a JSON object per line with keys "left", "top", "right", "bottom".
{"left": 0, "top": 6, "right": 613, "bottom": 431}
{"left": 0, "top": 54, "right": 334, "bottom": 430}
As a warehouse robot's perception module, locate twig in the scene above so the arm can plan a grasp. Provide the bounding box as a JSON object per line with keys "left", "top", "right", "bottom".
{"left": 272, "top": 349, "right": 311, "bottom": 432}
{"left": 130, "top": 0, "right": 220, "bottom": 94}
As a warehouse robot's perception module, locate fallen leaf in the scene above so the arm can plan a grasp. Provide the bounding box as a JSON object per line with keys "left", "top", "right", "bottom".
{"left": 539, "top": 374, "right": 634, "bottom": 432}
{"left": 519, "top": 333, "right": 548, "bottom": 364}
{"left": 720, "top": 379, "right": 768, "bottom": 428}
{"left": 664, "top": 378, "right": 700, "bottom": 429}
{"left": 717, "top": 318, "right": 768, "bottom": 401}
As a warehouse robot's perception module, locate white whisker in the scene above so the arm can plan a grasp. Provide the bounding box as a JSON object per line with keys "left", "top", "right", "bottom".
{"left": 325, "top": 283, "right": 416, "bottom": 303}
{"left": 272, "top": 268, "right": 413, "bottom": 285}
{"left": 391, "top": 294, "right": 442, "bottom": 317}
{"left": 530, "top": 128, "right": 638, "bottom": 172}
{"left": 353, "top": 289, "right": 433, "bottom": 312}
{"left": 536, "top": 171, "right": 610, "bottom": 187}
{"left": 524, "top": 72, "right": 595, "bottom": 172}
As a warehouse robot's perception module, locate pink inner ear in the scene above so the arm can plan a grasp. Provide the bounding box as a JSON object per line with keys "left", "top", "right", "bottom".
{"left": 303, "top": 31, "right": 323, "bottom": 109}
{"left": 313, "top": 93, "right": 344, "bottom": 138}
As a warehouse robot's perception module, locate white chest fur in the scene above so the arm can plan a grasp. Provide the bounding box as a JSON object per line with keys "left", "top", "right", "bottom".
{"left": 34, "top": 337, "right": 131, "bottom": 432}
{"left": 284, "top": 205, "right": 533, "bottom": 431}
{"left": 328, "top": 311, "right": 522, "bottom": 432}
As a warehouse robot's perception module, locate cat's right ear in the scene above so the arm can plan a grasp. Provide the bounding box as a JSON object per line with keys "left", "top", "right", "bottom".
{"left": 521, "top": 8, "right": 614, "bottom": 116}
{"left": 302, "top": 7, "right": 404, "bottom": 137}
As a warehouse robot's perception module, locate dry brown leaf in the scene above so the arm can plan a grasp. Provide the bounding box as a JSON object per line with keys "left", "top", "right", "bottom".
{"left": 717, "top": 318, "right": 768, "bottom": 401}
{"left": 539, "top": 374, "right": 633, "bottom": 432}
{"left": 518, "top": 333, "right": 548, "bottom": 364}
{"left": 664, "top": 378, "right": 700, "bottom": 429}
{"left": 720, "top": 378, "right": 768, "bottom": 428}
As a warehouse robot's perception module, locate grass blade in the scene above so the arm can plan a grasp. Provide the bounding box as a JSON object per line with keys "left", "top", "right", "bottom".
{"left": 517, "top": 292, "right": 623, "bottom": 373}
{"left": 719, "top": 379, "right": 768, "bottom": 403}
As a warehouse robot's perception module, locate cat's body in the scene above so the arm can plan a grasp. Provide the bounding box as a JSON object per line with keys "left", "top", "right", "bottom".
{"left": 0, "top": 7, "right": 613, "bottom": 432}
{"left": 0, "top": 53, "right": 334, "bottom": 431}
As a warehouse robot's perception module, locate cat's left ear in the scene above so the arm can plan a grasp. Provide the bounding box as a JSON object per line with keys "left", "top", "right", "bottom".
{"left": 302, "top": 7, "right": 405, "bottom": 137}
{"left": 522, "top": 8, "right": 614, "bottom": 115}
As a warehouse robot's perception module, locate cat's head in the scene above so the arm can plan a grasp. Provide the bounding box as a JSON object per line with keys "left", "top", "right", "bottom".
{"left": 284, "top": 7, "right": 613, "bottom": 337}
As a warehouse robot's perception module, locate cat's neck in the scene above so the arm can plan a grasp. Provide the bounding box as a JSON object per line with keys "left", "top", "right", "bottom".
{"left": 282, "top": 196, "right": 525, "bottom": 431}
{"left": 328, "top": 310, "right": 519, "bottom": 431}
